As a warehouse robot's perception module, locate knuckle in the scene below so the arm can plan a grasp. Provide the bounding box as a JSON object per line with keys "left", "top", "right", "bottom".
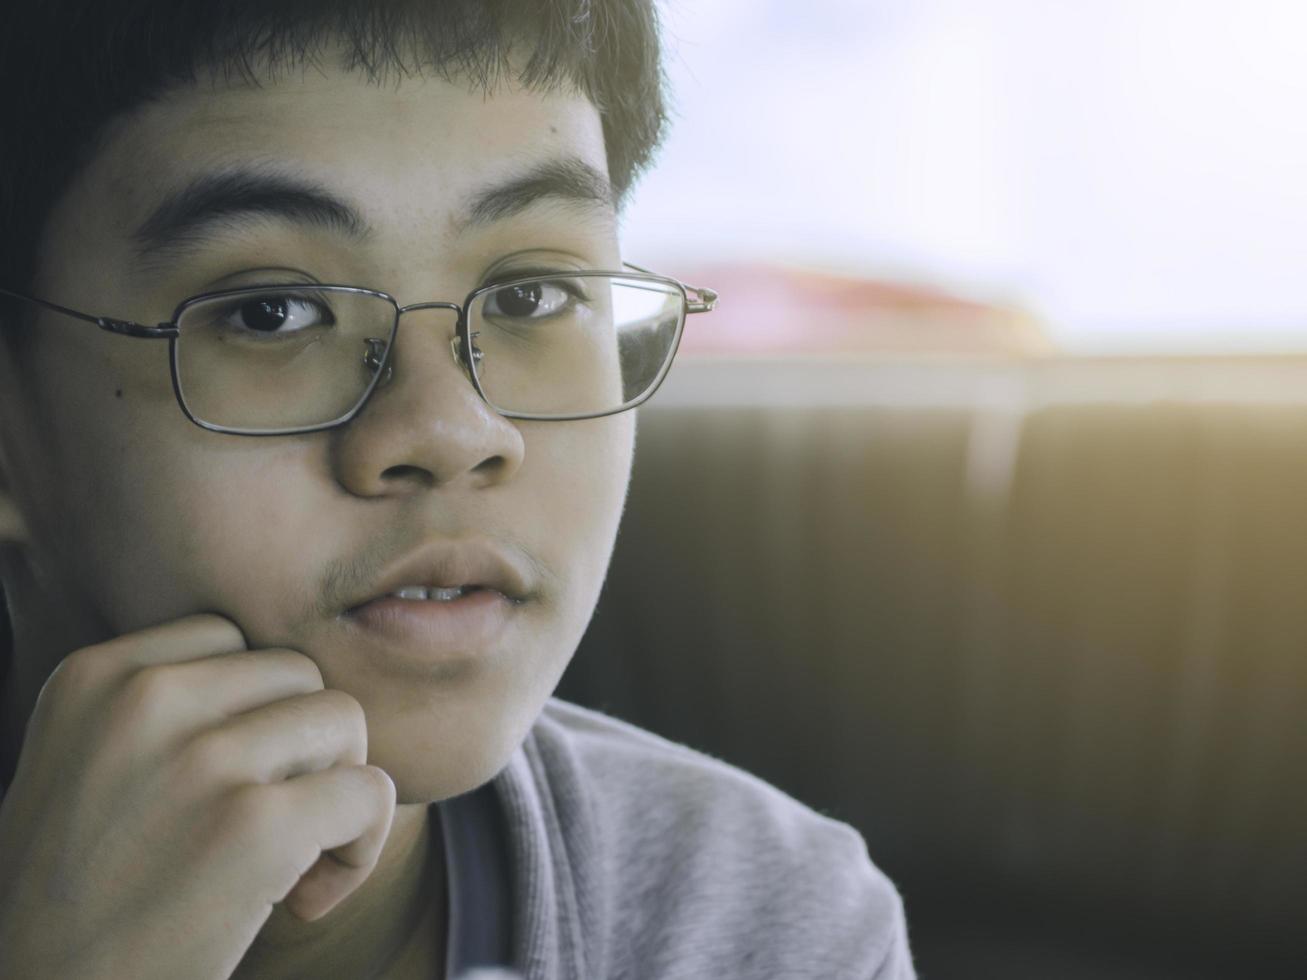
{"left": 180, "top": 728, "right": 239, "bottom": 779}
{"left": 116, "top": 663, "right": 184, "bottom": 716}
{"left": 361, "top": 765, "right": 397, "bottom": 807}
{"left": 210, "top": 649, "right": 261, "bottom": 672}
{"left": 231, "top": 648, "right": 324, "bottom": 690}
{"left": 300, "top": 690, "right": 368, "bottom": 763}
{"left": 318, "top": 688, "right": 366, "bottom": 730}
{"left": 276, "top": 649, "right": 325, "bottom": 689}
{"left": 43, "top": 648, "right": 112, "bottom": 701}
{"left": 221, "top": 784, "right": 284, "bottom": 844}
{"left": 297, "top": 655, "right": 326, "bottom": 690}
{"left": 187, "top": 613, "right": 249, "bottom": 652}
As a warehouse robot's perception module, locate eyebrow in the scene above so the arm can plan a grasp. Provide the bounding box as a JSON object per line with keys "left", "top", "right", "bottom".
{"left": 130, "top": 157, "right": 616, "bottom": 266}
{"left": 131, "top": 168, "right": 370, "bottom": 263}
{"left": 459, "top": 157, "right": 616, "bottom": 229}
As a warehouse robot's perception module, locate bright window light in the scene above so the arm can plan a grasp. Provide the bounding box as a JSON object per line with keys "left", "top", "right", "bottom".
{"left": 624, "top": 0, "right": 1307, "bottom": 354}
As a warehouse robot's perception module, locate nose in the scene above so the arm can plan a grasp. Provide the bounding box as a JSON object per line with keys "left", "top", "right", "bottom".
{"left": 330, "top": 305, "right": 524, "bottom": 496}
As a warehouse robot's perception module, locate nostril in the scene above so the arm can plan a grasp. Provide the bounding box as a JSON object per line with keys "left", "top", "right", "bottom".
{"left": 379, "top": 463, "right": 435, "bottom": 487}
{"left": 377, "top": 455, "right": 505, "bottom": 487}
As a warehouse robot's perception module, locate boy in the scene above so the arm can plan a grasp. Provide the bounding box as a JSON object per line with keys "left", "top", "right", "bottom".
{"left": 0, "top": 1, "right": 914, "bottom": 977}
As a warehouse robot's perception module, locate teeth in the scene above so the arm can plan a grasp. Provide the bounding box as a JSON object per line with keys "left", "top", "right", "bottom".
{"left": 388, "top": 586, "right": 469, "bottom": 601}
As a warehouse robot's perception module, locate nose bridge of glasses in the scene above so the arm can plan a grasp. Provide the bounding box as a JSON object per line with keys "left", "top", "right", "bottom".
{"left": 368, "top": 300, "right": 470, "bottom": 388}
{"left": 398, "top": 300, "right": 464, "bottom": 317}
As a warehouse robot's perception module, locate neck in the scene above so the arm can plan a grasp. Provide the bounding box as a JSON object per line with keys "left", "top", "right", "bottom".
{"left": 233, "top": 802, "right": 446, "bottom": 980}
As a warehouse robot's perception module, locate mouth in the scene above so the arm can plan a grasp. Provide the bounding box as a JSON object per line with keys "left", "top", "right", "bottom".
{"left": 343, "top": 538, "right": 534, "bottom": 613}
{"left": 346, "top": 581, "right": 529, "bottom": 616}
{"left": 338, "top": 539, "right": 533, "bottom": 662}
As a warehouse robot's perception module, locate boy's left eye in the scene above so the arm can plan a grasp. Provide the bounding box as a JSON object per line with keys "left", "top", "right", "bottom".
{"left": 480, "top": 280, "right": 576, "bottom": 320}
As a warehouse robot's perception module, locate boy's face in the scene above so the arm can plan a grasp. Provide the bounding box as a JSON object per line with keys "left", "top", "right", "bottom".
{"left": 1, "top": 64, "right": 634, "bottom": 801}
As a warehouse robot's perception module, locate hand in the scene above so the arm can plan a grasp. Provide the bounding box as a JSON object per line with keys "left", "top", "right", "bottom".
{"left": 0, "top": 614, "right": 396, "bottom": 980}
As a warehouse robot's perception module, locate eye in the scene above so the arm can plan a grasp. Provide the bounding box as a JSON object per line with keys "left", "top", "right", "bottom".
{"left": 218, "top": 293, "right": 335, "bottom": 335}
{"left": 480, "top": 280, "right": 578, "bottom": 320}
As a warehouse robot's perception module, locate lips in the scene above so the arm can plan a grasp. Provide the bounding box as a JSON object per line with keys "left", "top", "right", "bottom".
{"left": 344, "top": 538, "right": 533, "bottom": 615}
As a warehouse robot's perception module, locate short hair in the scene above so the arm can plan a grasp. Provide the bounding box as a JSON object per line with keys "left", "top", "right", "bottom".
{"left": 0, "top": 0, "right": 668, "bottom": 310}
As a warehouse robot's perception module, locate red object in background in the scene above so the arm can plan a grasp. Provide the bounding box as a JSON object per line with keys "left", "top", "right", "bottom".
{"left": 672, "top": 263, "right": 1052, "bottom": 356}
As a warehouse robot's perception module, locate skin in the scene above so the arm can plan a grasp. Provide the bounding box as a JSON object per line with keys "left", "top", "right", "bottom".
{"left": 0, "top": 61, "right": 635, "bottom": 978}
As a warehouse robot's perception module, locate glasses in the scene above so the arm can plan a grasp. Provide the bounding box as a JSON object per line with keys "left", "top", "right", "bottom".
{"left": 0, "top": 265, "right": 717, "bottom": 436}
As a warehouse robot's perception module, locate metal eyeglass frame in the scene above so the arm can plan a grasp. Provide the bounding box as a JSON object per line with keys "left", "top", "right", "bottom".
{"left": 0, "top": 263, "right": 718, "bottom": 436}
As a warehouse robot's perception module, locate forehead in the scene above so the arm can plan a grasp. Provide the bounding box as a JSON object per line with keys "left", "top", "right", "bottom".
{"left": 40, "top": 67, "right": 612, "bottom": 292}
{"left": 120, "top": 71, "right": 602, "bottom": 200}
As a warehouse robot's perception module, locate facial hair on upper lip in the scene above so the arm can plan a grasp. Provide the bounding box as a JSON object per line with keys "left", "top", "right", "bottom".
{"left": 303, "top": 531, "right": 553, "bottom": 625}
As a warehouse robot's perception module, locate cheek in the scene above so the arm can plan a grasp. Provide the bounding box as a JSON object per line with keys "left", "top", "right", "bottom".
{"left": 21, "top": 358, "right": 184, "bottom": 627}
{"left": 525, "top": 414, "right": 634, "bottom": 616}
{"left": 167, "top": 452, "right": 333, "bottom": 618}
{"left": 143, "top": 438, "right": 364, "bottom": 646}
{"left": 53, "top": 417, "right": 328, "bottom": 636}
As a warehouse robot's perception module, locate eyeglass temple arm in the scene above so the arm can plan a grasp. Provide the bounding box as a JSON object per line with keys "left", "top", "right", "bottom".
{"left": 0, "top": 288, "right": 174, "bottom": 339}
{"left": 685, "top": 286, "right": 718, "bottom": 314}
{"left": 620, "top": 262, "right": 718, "bottom": 315}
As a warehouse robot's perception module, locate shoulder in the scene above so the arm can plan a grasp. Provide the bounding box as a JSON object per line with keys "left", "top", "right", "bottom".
{"left": 522, "top": 698, "right": 915, "bottom": 978}
{"left": 533, "top": 697, "right": 868, "bottom": 856}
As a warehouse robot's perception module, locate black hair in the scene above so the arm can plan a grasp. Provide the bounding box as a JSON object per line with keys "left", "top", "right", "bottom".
{"left": 0, "top": 0, "right": 667, "bottom": 308}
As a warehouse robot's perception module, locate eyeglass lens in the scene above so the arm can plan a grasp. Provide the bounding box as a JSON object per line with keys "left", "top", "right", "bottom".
{"left": 171, "top": 274, "right": 686, "bottom": 431}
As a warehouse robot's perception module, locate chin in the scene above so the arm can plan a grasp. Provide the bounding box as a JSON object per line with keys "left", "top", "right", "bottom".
{"left": 360, "top": 675, "right": 551, "bottom": 804}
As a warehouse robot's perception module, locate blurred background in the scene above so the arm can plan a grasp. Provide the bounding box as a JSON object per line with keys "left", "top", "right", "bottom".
{"left": 557, "top": 1, "right": 1307, "bottom": 977}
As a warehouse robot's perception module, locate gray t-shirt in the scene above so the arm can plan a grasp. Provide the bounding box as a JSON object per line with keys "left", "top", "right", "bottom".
{"left": 440, "top": 698, "right": 914, "bottom": 980}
